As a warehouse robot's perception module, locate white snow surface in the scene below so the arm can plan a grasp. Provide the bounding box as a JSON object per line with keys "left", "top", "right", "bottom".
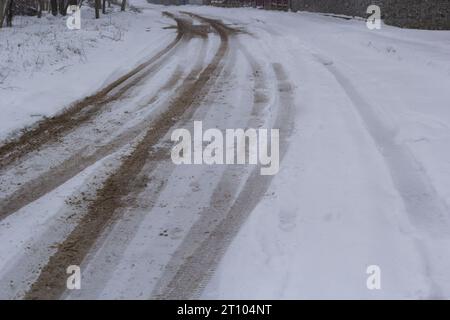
{"left": 174, "top": 6, "right": 450, "bottom": 299}
{"left": 1, "top": 2, "right": 450, "bottom": 299}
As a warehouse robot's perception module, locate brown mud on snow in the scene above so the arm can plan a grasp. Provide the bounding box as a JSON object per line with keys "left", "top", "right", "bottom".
{"left": 0, "top": 15, "right": 209, "bottom": 221}
{"left": 24, "top": 13, "right": 233, "bottom": 300}
{"left": 0, "top": 13, "right": 187, "bottom": 170}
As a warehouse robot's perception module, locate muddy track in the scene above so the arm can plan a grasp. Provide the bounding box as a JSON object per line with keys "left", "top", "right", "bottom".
{"left": 0, "top": 64, "right": 185, "bottom": 220}
{"left": 163, "top": 12, "right": 210, "bottom": 39}
{"left": 152, "top": 59, "right": 296, "bottom": 299}
{"left": 181, "top": 11, "right": 244, "bottom": 36}
{"left": 0, "top": 16, "right": 209, "bottom": 221}
{"left": 23, "top": 14, "right": 233, "bottom": 300}
{"left": 64, "top": 46, "right": 238, "bottom": 300}
{"left": 0, "top": 14, "right": 189, "bottom": 170}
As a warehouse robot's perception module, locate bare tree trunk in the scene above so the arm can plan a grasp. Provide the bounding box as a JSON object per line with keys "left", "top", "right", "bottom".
{"left": 37, "top": 0, "right": 42, "bottom": 17}
{"left": 0, "top": 0, "right": 9, "bottom": 28}
{"left": 5, "top": 0, "right": 12, "bottom": 27}
{"left": 121, "top": 0, "right": 125, "bottom": 11}
{"left": 50, "top": 0, "right": 57, "bottom": 15}
{"left": 102, "top": 0, "right": 105, "bottom": 14}
{"left": 95, "top": 0, "right": 100, "bottom": 18}
{"left": 0, "top": 0, "right": 4, "bottom": 28}
{"left": 58, "top": 0, "right": 65, "bottom": 15}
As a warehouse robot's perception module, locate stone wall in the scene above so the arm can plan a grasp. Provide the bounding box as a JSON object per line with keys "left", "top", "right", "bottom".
{"left": 289, "top": 0, "right": 450, "bottom": 30}
{"left": 290, "top": 0, "right": 382, "bottom": 18}
{"left": 384, "top": 0, "right": 450, "bottom": 30}
{"left": 147, "top": 0, "right": 450, "bottom": 30}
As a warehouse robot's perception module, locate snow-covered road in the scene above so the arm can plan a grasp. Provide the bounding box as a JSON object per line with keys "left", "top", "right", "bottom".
{"left": 1, "top": 3, "right": 450, "bottom": 299}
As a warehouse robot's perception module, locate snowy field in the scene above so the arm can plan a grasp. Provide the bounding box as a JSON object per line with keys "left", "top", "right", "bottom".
{"left": 0, "top": 2, "right": 450, "bottom": 299}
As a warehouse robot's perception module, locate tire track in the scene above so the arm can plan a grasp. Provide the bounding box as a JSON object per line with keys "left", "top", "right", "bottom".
{"left": 0, "top": 13, "right": 191, "bottom": 170}
{"left": 314, "top": 55, "right": 450, "bottom": 234}
{"left": 152, "top": 45, "right": 297, "bottom": 299}
{"left": 23, "top": 14, "right": 232, "bottom": 300}
{"left": 314, "top": 54, "right": 450, "bottom": 298}
{"left": 64, "top": 31, "right": 238, "bottom": 300}
{"left": 0, "top": 64, "right": 185, "bottom": 221}
{"left": 0, "top": 17, "right": 208, "bottom": 221}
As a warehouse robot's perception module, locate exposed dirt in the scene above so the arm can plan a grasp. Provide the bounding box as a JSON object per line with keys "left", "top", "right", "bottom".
{"left": 0, "top": 64, "right": 184, "bottom": 220}
{"left": 2, "top": 11, "right": 274, "bottom": 300}
{"left": 0, "top": 16, "right": 208, "bottom": 221}
{"left": 24, "top": 14, "right": 233, "bottom": 300}
{"left": 0, "top": 13, "right": 185, "bottom": 170}
{"left": 163, "top": 11, "right": 210, "bottom": 39}
{"left": 181, "top": 12, "right": 245, "bottom": 37}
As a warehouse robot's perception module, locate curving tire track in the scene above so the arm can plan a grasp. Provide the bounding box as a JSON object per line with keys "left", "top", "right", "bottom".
{"left": 0, "top": 64, "right": 185, "bottom": 220}
{"left": 0, "top": 11, "right": 210, "bottom": 171}
{"left": 151, "top": 34, "right": 297, "bottom": 299}
{"left": 0, "top": 15, "right": 207, "bottom": 221}
{"left": 0, "top": 17, "right": 183, "bottom": 170}
{"left": 314, "top": 54, "right": 450, "bottom": 298}
{"left": 23, "top": 14, "right": 232, "bottom": 300}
